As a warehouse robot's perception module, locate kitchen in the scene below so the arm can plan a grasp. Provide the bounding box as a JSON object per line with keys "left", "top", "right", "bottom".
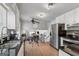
{"left": 0, "top": 3, "right": 79, "bottom": 56}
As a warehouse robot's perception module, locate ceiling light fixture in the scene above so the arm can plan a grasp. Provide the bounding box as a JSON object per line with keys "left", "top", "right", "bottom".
{"left": 44, "top": 3, "right": 54, "bottom": 10}
{"left": 37, "top": 12, "right": 46, "bottom": 18}
{"left": 48, "top": 3, "right": 54, "bottom": 6}
{"left": 48, "top": 3, "right": 54, "bottom": 9}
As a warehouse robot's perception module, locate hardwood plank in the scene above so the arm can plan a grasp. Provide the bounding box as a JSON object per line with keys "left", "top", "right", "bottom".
{"left": 25, "top": 41, "right": 58, "bottom": 56}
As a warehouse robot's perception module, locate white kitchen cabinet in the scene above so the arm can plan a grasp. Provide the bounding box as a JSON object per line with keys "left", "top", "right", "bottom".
{"left": 65, "top": 9, "right": 75, "bottom": 25}
{"left": 56, "top": 9, "right": 76, "bottom": 30}
{"left": 74, "top": 8, "right": 79, "bottom": 23}
{"left": 55, "top": 7, "right": 79, "bottom": 30}
{"left": 64, "top": 11, "right": 72, "bottom": 30}
{"left": 56, "top": 14, "right": 65, "bottom": 24}
{"left": 59, "top": 49, "right": 70, "bottom": 56}
{"left": 64, "top": 8, "right": 76, "bottom": 30}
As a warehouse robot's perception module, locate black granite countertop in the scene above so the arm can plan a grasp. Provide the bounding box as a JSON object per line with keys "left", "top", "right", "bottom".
{"left": 0, "top": 40, "right": 22, "bottom": 56}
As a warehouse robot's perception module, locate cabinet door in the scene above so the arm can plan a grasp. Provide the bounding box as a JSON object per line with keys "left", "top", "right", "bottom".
{"left": 64, "top": 9, "right": 75, "bottom": 30}
{"left": 59, "top": 49, "right": 70, "bottom": 56}
{"left": 65, "top": 10, "right": 74, "bottom": 25}
{"left": 74, "top": 8, "right": 79, "bottom": 23}
{"left": 64, "top": 12, "right": 71, "bottom": 30}
{"left": 56, "top": 15, "right": 65, "bottom": 23}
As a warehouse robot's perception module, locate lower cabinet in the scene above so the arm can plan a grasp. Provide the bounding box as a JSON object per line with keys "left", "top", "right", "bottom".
{"left": 17, "top": 43, "right": 24, "bottom": 56}
{"left": 59, "top": 49, "right": 70, "bottom": 56}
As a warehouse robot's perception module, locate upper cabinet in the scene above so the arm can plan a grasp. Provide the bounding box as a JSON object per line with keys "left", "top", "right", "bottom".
{"left": 56, "top": 14, "right": 65, "bottom": 24}
{"left": 74, "top": 8, "right": 79, "bottom": 23}
{"left": 56, "top": 7, "right": 79, "bottom": 30}
{"left": 65, "top": 9, "right": 75, "bottom": 25}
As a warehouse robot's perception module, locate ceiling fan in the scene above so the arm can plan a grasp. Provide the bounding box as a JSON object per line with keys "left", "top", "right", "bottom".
{"left": 30, "top": 17, "right": 40, "bottom": 24}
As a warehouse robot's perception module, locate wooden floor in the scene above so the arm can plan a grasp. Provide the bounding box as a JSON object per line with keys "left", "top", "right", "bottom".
{"left": 24, "top": 41, "right": 58, "bottom": 56}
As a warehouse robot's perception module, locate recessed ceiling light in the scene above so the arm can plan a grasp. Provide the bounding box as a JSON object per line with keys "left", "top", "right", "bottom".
{"left": 37, "top": 12, "right": 46, "bottom": 18}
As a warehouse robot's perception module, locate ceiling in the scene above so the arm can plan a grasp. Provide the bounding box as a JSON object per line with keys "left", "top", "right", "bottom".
{"left": 16, "top": 3, "right": 79, "bottom": 30}
{"left": 17, "top": 3, "right": 79, "bottom": 23}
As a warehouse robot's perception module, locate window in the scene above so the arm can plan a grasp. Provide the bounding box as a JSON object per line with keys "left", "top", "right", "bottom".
{"left": 0, "top": 5, "right": 7, "bottom": 36}
{"left": 7, "top": 11, "right": 15, "bottom": 29}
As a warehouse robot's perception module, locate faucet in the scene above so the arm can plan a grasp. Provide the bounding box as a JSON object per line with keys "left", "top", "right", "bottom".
{"left": 0, "top": 26, "right": 8, "bottom": 44}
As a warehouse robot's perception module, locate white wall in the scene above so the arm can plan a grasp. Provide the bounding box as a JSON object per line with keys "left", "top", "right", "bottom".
{"left": 39, "top": 21, "right": 48, "bottom": 30}
{"left": 21, "top": 21, "right": 49, "bottom": 31}
{"left": 21, "top": 20, "right": 49, "bottom": 32}
{"left": 22, "top": 21, "right": 34, "bottom": 33}
{"left": 38, "top": 30, "right": 50, "bottom": 42}
{"left": 21, "top": 20, "right": 50, "bottom": 42}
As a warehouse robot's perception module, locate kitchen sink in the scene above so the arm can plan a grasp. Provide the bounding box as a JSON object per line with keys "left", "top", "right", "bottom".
{"left": 0, "top": 40, "right": 21, "bottom": 56}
